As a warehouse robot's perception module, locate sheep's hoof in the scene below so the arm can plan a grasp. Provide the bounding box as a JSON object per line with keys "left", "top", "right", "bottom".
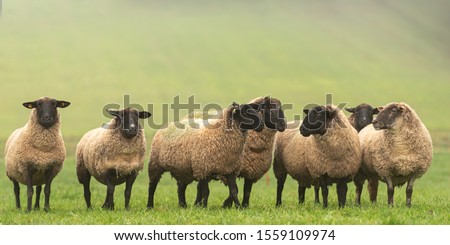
{"left": 178, "top": 203, "right": 187, "bottom": 209}
{"left": 102, "top": 203, "right": 114, "bottom": 210}
{"left": 44, "top": 206, "right": 50, "bottom": 212}
{"left": 34, "top": 206, "right": 40, "bottom": 211}
{"left": 222, "top": 199, "right": 233, "bottom": 209}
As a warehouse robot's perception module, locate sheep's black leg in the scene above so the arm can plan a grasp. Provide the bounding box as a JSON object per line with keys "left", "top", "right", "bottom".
{"left": 34, "top": 185, "right": 42, "bottom": 210}
{"left": 336, "top": 179, "right": 348, "bottom": 208}
{"left": 102, "top": 171, "right": 115, "bottom": 210}
{"left": 354, "top": 179, "right": 364, "bottom": 206}
{"left": 275, "top": 173, "right": 287, "bottom": 207}
{"left": 177, "top": 181, "right": 188, "bottom": 208}
{"left": 242, "top": 179, "right": 253, "bottom": 208}
{"left": 225, "top": 174, "right": 240, "bottom": 208}
{"left": 406, "top": 177, "right": 415, "bottom": 208}
{"left": 386, "top": 177, "right": 395, "bottom": 207}
{"left": 195, "top": 182, "right": 203, "bottom": 206}
{"left": 319, "top": 176, "right": 329, "bottom": 209}
{"left": 13, "top": 180, "right": 21, "bottom": 209}
{"left": 24, "top": 166, "right": 35, "bottom": 212}
{"left": 76, "top": 159, "right": 92, "bottom": 209}
{"left": 200, "top": 180, "right": 210, "bottom": 208}
{"left": 314, "top": 185, "right": 320, "bottom": 204}
{"left": 298, "top": 184, "right": 306, "bottom": 205}
{"left": 146, "top": 173, "right": 161, "bottom": 209}
{"left": 43, "top": 166, "right": 54, "bottom": 212}
{"left": 368, "top": 178, "right": 379, "bottom": 203}
{"left": 124, "top": 173, "right": 137, "bottom": 210}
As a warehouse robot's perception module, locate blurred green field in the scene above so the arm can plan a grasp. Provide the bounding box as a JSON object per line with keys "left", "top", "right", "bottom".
{"left": 0, "top": 0, "right": 449, "bottom": 224}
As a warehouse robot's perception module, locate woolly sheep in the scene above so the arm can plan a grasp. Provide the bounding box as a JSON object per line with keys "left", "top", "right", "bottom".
{"left": 5, "top": 97, "right": 70, "bottom": 212}
{"left": 147, "top": 102, "right": 264, "bottom": 209}
{"left": 345, "top": 103, "right": 381, "bottom": 205}
{"left": 76, "top": 108, "right": 151, "bottom": 210}
{"left": 198, "top": 96, "right": 287, "bottom": 209}
{"left": 273, "top": 105, "right": 361, "bottom": 208}
{"left": 358, "top": 102, "right": 432, "bottom": 207}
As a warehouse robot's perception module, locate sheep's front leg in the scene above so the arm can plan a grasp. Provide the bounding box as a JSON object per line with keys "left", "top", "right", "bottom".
{"left": 199, "top": 180, "right": 210, "bottom": 208}
{"left": 24, "top": 166, "right": 35, "bottom": 212}
{"left": 35, "top": 186, "right": 42, "bottom": 210}
{"left": 319, "top": 176, "right": 329, "bottom": 209}
{"left": 242, "top": 179, "right": 253, "bottom": 208}
{"left": 195, "top": 182, "right": 203, "bottom": 207}
{"left": 102, "top": 171, "right": 115, "bottom": 210}
{"left": 124, "top": 173, "right": 137, "bottom": 210}
{"left": 225, "top": 174, "right": 241, "bottom": 208}
{"left": 298, "top": 184, "right": 306, "bottom": 205}
{"left": 354, "top": 178, "right": 364, "bottom": 206}
{"left": 43, "top": 166, "right": 55, "bottom": 212}
{"left": 12, "top": 180, "right": 21, "bottom": 209}
{"left": 386, "top": 177, "right": 395, "bottom": 207}
{"left": 314, "top": 185, "right": 320, "bottom": 204}
{"left": 336, "top": 179, "right": 348, "bottom": 208}
{"left": 368, "top": 178, "right": 379, "bottom": 203}
{"left": 177, "top": 182, "right": 188, "bottom": 208}
{"left": 406, "top": 177, "right": 415, "bottom": 208}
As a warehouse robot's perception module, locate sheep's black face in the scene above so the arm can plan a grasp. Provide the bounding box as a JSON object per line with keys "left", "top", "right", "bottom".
{"left": 261, "top": 97, "right": 287, "bottom": 132}
{"left": 232, "top": 103, "right": 264, "bottom": 133}
{"left": 345, "top": 103, "right": 380, "bottom": 132}
{"left": 300, "top": 106, "right": 333, "bottom": 137}
{"left": 23, "top": 97, "right": 70, "bottom": 129}
{"left": 108, "top": 108, "right": 152, "bottom": 139}
{"left": 373, "top": 103, "right": 403, "bottom": 130}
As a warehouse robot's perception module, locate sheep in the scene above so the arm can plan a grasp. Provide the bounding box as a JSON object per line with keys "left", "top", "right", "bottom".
{"left": 76, "top": 108, "right": 151, "bottom": 210}
{"left": 273, "top": 105, "right": 361, "bottom": 208}
{"left": 345, "top": 103, "right": 381, "bottom": 205}
{"left": 4, "top": 97, "right": 70, "bottom": 212}
{"left": 196, "top": 96, "right": 287, "bottom": 209}
{"left": 147, "top": 102, "right": 264, "bottom": 209}
{"left": 358, "top": 102, "right": 433, "bottom": 207}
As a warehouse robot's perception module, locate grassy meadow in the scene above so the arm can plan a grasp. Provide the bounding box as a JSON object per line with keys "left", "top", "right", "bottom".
{"left": 0, "top": 0, "right": 449, "bottom": 224}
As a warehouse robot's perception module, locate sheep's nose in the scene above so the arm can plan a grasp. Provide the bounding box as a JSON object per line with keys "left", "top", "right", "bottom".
{"left": 372, "top": 119, "right": 378, "bottom": 124}
{"left": 43, "top": 115, "right": 51, "bottom": 121}
{"left": 361, "top": 118, "right": 368, "bottom": 124}
{"left": 129, "top": 123, "right": 136, "bottom": 131}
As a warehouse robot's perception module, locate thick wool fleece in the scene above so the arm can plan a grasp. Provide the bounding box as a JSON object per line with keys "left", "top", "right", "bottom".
{"left": 274, "top": 106, "right": 361, "bottom": 186}
{"left": 76, "top": 119, "right": 146, "bottom": 184}
{"left": 5, "top": 109, "right": 66, "bottom": 185}
{"left": 359, "top": 103, "right": 433, "bottom": 186}
{"left": 148, "top": 106, "right": 246, "bottom": 184}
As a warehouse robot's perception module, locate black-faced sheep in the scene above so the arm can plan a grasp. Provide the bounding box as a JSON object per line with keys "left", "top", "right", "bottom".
{"left": 5, "top": 97, "right": 70, "bottom": 212}
{"left": 76, "top": 108, "right": 151, "bottom": 210}
{"left": 358, "top": 102, "right": 433, "bottom": 207}
{"left": 147, "top": 102, "right": 264, "bottom": 209}
{"left": 196, "top": 96, "right": 287, "bottom": 209}
{"left": 345, "top": 103, "right": 381, "bottom": 205}
{"left": 273, "top": 105, "right": 361, "bottom": 208}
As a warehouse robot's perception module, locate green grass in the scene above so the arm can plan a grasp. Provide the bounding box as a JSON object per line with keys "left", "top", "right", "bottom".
{"left": 0, "top": 151, "right": 448, "bottom": 225}
{"left": 0, "top": 0, "right": 449, "bottom": 224}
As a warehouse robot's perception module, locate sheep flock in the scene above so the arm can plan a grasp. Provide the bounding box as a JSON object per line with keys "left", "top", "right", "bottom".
{"left": 3, "top": 97, "right": 433, "bottom": 212}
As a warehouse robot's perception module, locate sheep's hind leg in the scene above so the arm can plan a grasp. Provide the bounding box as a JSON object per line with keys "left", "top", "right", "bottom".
{"left": 199, "top": 180, "right": 210, "bottom": 208}
{"left": 314, "top": 185, "right": 320, "bottom": 204}
{"left": 275, "top": 173, "right": 287, "bottom": 207}
{"left": 177, "top": 182, "right": 188, "bottom": 208}
{"left": 242, "top": 179, "right": 253, "bottom": 208}
{"left": 195, "top": 182, "right": 203, "bottom": 206}
{"left": 12, "top": 180, "right": 21, "bottom": 209}
{"left": 124, "top": 173, "right": 138, "bottom": 210}
{"left": 225, "top": 174, "right": 240, "bottom": 208}
{"left": 147, "top": 172, "right": 161, "bottom": 209}
{"left": 406, "top": 177, "right": 415, "bottom": 208}
{"left": 368, "top": 178, "right": 379, "bottom": 204}
{"left": 354, "top": 178, "right": 364, "bottom": 206}
{"left": 34, "top": 186, "right": 42, "bottom": 210}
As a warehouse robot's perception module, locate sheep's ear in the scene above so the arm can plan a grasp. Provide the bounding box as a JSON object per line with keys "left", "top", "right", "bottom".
{"left": 23, "top": 101, "right": 37, "bottom": 109}
{"left": 56, "top": 100, "right": 70, "bottom": 108}
{"left": 398, "top": 105, "right": 405, "bottom": 112}
{"left": 303, "top": 109, "right": 309, "bottom": 115}
{"left": 139, "top": 111, "right": 152, "bottom": 119}
{"left": 231, "top": 102, "right": 240, "bottom": 110}
{"left": 377, "top": 106, "right": 384, "bottom": 112}
{"left": 248, "top": 103, "right": 261, "bottom": 112}
{"left": 345, "top": 107, "right": 355, "bottom": 113}
{"left": 107, "top": 109, "right": 121, "bottom": 118}
{"left": 373, "top": 107, "right": 380, "bottom": 114}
